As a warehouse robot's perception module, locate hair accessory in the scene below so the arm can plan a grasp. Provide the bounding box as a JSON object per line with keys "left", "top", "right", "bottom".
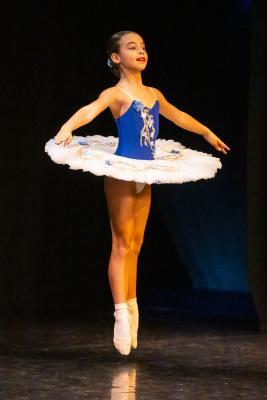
{"left": 107, "top": 58, "right": 113, "bottom": 68}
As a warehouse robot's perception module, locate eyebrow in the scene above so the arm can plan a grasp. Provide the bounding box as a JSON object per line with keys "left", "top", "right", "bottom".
{"left": 126, "top": 41, "right": 145, "bottom": 46}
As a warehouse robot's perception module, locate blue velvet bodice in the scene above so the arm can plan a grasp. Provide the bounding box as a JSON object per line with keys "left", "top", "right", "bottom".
{"left": 113, "top": 89, "right": 159, "bottom": 160}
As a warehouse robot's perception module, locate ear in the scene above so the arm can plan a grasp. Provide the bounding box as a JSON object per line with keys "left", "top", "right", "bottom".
{"left": 110, "top": 53, "right": 120, "bottom": 65}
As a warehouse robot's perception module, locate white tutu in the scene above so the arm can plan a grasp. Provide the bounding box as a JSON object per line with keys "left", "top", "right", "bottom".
{"left": 44, "top": 134, "right": 222, "bottom": 193}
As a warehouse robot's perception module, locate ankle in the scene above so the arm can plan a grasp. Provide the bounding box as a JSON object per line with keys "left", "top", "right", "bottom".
{"left": 114, "top": 302, "right": 128, "bottom": 311}
{"left": 127, "top": 298, "right": 137, "bottom": 307}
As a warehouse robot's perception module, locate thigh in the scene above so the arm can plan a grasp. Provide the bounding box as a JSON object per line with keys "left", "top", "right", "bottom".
{"left": 133, "top": 184, "right": 152, "bottom": 239}
{"left": 103, "top": 176, "right": 137, "bottom": 238}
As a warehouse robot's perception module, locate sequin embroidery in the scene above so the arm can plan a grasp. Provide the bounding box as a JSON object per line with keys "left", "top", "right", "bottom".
{"left": 133, "top": 100, "right": 156, "bottom": 157}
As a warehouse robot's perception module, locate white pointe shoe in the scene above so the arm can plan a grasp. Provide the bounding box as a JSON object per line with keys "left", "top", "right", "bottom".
{"left": 128, "top": 309, "right": 139, "bottom": 349}
{"left": 113, "top": 308, "right": 131, "bottom": 355}
{"left": 127, "top": 298, "right": 139, "bottom": 349}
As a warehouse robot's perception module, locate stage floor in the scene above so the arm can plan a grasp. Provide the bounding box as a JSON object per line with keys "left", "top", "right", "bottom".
{"left": 0, "top": 308, "right": 266, "bottom": 399}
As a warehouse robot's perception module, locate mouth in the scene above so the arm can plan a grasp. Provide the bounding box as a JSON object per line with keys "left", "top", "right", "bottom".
{"left": 136, "top": 57, "right": 146, "bottom": 63}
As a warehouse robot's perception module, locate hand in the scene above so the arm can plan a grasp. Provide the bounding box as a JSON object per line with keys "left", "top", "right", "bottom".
{"left": 202, "top": 130, "right": 230, "bottom": 154}
{"left": 54, "top": 127, "right": 73, "bottom": 146}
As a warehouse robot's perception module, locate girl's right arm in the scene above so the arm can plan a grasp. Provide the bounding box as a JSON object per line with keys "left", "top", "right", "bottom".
{"left": 54, "top": 87, "right": 117, "bottom": 145}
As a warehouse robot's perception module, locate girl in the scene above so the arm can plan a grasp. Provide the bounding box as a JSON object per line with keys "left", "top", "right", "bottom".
{"left": 46, "top": 30, "right": 230, "bottom": 356}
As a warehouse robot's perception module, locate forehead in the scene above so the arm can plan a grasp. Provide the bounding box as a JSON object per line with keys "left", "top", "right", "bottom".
{"left": 120, "top": 33, "right": 145, "bottom": 46}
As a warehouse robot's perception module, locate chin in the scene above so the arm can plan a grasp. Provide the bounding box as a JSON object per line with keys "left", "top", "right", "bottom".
{"left": 136, "top": 64, "right": 147, "bottom": 72}
{"left": 127, "top": 63, "right": 147, "bottom": 73}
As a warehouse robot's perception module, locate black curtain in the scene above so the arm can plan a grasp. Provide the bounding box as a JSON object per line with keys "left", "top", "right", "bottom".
{"left": 1, "top": 0, "right": 266, "bottom": 326}
{"left": 247, "top": 0, "right": 267, "bottom": 331}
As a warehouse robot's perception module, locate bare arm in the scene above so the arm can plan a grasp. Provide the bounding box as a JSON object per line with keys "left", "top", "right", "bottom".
{"left": 54, "top": 87, "right": 117, "bottom": 145}
{"left": 152, "top": 87, "right": 231, "bottom": 154}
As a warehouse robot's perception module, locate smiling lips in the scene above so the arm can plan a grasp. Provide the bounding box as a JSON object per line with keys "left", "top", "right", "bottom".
{"left": 136, "top": 57, "right": 146, "bottom": 62}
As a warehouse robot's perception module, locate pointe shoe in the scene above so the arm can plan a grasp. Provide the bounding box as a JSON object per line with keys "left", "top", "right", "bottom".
{"left": 127, "top": 302, "right": 139, "bottom": 349}
{"left": 113, "top": 309, "right": 131, "bottom": 355}
{"left": 129, "top": 312, "right": 138, "bottom": 349}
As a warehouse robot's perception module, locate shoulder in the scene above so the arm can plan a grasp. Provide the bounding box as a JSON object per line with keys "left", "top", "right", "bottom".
{"left": 98, "top": 86, "right": 118, "bottom": 98}
{"left": 149, "top": 86, "right": 167, "bottom": 101}
{"left": 94, "top": 86, "right": 124, "bottom": 109}
{"left": 98, "top": 86, "right": 125, "bottom": 103}
{"left": 148, "top": 87, "right": 169, "bottom": 106}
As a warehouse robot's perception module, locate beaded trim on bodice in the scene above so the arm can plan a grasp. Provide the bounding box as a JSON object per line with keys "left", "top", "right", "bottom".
{"left": 132, "top": 99, "right": 157, "bottom": 158}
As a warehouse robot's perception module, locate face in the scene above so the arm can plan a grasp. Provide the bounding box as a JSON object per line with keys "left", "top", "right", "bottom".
{"left": 111, "top": 32, "right": 148, "bottom": 73}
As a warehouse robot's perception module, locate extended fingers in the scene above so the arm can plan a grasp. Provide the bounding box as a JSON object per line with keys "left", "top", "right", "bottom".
{"left": 54, "top": 136, "right": 63, "bottom": 145}
{"left": 221, "top": 140, "right": 231, "bottom": 151}
{"left": 54, "top": 136, "right": 72, "bottom": 146}
{"left": 217, "top": 141, "right": 229, "bottom": 154}
{"left": 64, "top": 136, "right": 73, "bottom": 146}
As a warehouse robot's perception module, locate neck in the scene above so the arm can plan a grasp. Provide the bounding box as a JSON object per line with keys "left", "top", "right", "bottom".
{"left": 118, "top": 69, "right": 143, "bottom": 87}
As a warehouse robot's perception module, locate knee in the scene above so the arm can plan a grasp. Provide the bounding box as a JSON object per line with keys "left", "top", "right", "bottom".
{"left": 112, "top": 235, "right": 132, "bottom": 259}
{"left": 130, "top": 235, "right": 144, "bottom": 255}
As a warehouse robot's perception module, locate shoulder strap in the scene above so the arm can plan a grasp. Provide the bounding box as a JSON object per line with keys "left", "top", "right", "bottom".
{"left": 117, "top": 85, "right": 157, "bottom": 101}
{"left": 116, "top": 86, "right": 135, "bottom": 100}
{"left": 148, "top": 86, "right": 158, "bottom": 99}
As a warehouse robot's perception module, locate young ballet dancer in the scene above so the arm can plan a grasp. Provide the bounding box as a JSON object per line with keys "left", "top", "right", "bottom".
{"left": 47, "top": 30, "right": 230, "bottom": 356}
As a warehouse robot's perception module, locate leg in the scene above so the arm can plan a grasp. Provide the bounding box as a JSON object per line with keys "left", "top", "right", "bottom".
{"left": 103, "top": 176, "right": 137, "bottom": 304}
{"left": 125, "top": 183, "right": 151, "bottom": 349}
{"left": 104, "top": 176, "right": 138, "bottom": 355}
{"left": 127, "top": 183, "right": 152, "bottom": 300}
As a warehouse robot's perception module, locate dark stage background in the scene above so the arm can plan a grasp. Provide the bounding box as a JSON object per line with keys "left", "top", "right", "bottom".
{"left": 1, "top": 0, "right": 266, "bottom": 328}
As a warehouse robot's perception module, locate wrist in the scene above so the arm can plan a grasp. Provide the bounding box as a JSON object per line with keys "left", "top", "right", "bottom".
{"left": 61, "top": 123, "right": 73, "bottom": 132}
{"left": 202, "top": 128, "right": 212, "bottom": 137}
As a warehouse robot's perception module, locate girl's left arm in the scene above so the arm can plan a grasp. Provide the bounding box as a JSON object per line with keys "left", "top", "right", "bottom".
{"left": 153, "top": 88, "right": 231, "bottom": 155}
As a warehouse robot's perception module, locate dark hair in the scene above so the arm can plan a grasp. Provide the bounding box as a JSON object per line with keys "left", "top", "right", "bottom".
{"left": 106, "top": 30, "right": 138, "bottom": 78}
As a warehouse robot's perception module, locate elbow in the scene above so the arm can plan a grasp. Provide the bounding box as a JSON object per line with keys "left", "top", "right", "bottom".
{"left": 83, "top": 99, "right": 103, "bottom": 122}
{"left": 174, "top": 110, "right": 187, "bottom": 127}
{"left": 82, "top": 104, "right": 96, "bottom": 122}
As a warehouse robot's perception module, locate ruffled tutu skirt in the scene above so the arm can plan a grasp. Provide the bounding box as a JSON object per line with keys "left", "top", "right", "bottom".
{"left": 44, "top": 134, "right": 222, "bottom": 193}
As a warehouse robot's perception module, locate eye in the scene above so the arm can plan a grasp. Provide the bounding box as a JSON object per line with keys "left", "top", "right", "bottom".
{"left": 127, "top": 46, "right": 147, "bottom": 52}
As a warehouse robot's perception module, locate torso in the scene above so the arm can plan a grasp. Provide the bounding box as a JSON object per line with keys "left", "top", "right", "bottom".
{"left": 110, "top": 85, "right": 159, "bottom": 160}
